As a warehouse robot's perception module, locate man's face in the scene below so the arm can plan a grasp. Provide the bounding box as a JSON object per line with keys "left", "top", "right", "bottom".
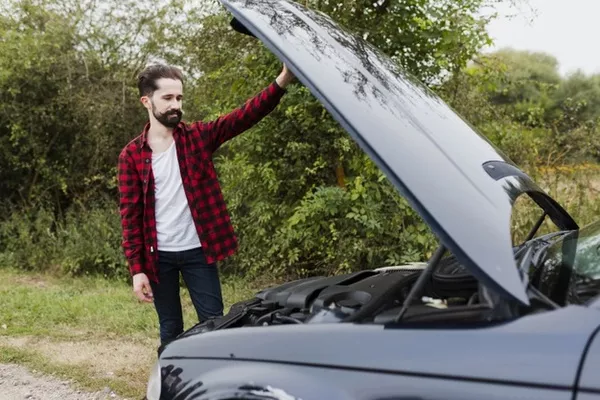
{"left": 142, "top": 78, "right": 183, "bottom": 128}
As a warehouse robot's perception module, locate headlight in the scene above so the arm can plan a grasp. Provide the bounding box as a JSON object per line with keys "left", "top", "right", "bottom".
{"left": 146, "top": 361, "right": 162, "bottom": 400}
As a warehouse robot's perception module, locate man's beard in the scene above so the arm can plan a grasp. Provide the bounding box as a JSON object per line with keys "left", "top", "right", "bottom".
{"left": 153, "top": 106, "right": 182, "bottom": 128}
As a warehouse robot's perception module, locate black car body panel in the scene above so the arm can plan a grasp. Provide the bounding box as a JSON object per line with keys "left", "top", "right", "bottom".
{"left": 578, "top": 395, "right": 600, "bottom": 400}
{"left": 220, "top": 0, "right": 577, "bottom": 305}
{"left": 579, "top": 327, "right": 600, "bottom": 392}
{"left": 158, "top": 359, "right": 576, "bottom": 400}
{"left": 162, "top": 305, "right": 600, "bottom": 389}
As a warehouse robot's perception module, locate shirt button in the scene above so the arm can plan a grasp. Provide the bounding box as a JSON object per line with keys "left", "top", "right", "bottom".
{"left": 145, "top": 159, "right": 150, "bottom": 163}
{"left": 143, "top": 179, "right": 147, "bottom": 183}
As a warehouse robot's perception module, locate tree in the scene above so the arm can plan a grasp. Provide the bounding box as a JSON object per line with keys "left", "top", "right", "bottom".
{"left": 0, "top": 0, "right": 211, "bottom": 209}
{"left": 180, "top": 0, "right": 525, "bottom": 277}
{"left": 0, "top": 0, "right": 532, "bottom": 278}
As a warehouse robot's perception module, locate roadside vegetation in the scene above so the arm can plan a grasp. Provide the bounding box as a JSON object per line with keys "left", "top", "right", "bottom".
{"left": 2, "top": 0, "right": 600, "bottom": 398}
{"left": 0, "top": 268, "right": 259, "bottom": 398}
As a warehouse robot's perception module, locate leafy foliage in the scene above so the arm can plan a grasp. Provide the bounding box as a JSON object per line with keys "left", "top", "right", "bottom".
{"left": 2, "top": 0, "right": 599, "bottom": 283}
{"left": 438, "top": 48, "right": 600, "bottom": 167}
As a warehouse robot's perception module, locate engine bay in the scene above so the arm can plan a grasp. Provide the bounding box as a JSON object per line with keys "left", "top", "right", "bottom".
{"left": 175, "top": 257, "right": 493, "bottom": 343}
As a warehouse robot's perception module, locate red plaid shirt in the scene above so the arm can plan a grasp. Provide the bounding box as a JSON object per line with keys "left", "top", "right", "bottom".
{"left": 117, "top": 81, "right": 286, "bottom": 282}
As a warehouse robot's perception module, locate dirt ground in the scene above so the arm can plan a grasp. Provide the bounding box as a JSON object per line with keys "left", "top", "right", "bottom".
{"left": 0, "top": 336, "right": 156, "bottom": 400}
{"left": 0, "top": 363, "right": 122, "bottom": 400}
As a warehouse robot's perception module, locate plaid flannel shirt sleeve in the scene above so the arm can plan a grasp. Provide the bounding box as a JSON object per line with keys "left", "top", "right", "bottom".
{"left": 117, "top": 148, "right": 145, "bottom": 276}
{"left": 199, "top": 81, "right": 286, "bottom": 152}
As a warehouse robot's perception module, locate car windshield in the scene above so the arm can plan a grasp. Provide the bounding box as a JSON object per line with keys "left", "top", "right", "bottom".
{"left": 532, "top": 219, "right": 600, "bottom": 305}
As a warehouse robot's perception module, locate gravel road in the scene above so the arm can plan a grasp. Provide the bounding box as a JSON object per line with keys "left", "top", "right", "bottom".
{"left": 0, "top": 364, "right": 123, "bottom": 400}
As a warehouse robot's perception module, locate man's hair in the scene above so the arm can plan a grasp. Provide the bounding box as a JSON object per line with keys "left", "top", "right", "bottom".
{"left": 137, "top": 63, "right": 184, "bottom": 97}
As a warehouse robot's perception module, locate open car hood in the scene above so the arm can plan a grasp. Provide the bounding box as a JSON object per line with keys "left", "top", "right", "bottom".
{"left": 219, "top": 0, "right": 578, "bottom": 305}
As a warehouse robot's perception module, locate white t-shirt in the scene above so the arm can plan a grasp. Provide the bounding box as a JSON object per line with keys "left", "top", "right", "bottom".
{"left": 152, "top": 140, "right": 201, "bottom": 251}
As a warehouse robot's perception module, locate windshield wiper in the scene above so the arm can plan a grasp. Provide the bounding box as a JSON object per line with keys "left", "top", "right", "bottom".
{"left": 476, "top": 237, "right": 565, "bottom": 319}
{"left": 518, "top": 245, "right": 560, "bottom": 310}
{"left": 392, "top": 231, "right": 570, "bottom": 324}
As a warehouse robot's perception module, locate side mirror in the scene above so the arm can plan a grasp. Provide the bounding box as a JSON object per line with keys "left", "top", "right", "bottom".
{"left": 230, "top": 17, "right": 256, "bottom": 38}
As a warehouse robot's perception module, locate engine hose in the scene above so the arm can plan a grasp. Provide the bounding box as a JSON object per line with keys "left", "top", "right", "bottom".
{"left": 274, "top": 315, "right": 303, "bottom": 324}
{"left": 343, "top": 273, "right": 419, "bottom": 323}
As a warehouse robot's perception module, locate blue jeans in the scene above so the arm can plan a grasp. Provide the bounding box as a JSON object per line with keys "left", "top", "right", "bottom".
{"left": 150, "top": 246, "right": 224, "bottom": 345}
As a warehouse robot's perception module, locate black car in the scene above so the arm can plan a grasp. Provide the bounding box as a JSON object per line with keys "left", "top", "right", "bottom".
{"left": 144, "top": 1, "right": 600, "bottom": 399}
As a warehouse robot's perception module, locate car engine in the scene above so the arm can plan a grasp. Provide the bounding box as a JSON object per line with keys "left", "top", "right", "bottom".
{"left": 174, "top": 256, "right": 487, "bottom": 343}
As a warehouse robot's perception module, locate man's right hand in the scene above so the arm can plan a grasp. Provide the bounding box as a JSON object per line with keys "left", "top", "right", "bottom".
{"left": 133, "top": 273, "right": 154, "bottom": 303}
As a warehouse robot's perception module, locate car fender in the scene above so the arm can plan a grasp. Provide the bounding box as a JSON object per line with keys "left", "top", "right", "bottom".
{"left": 160, "top": 360, "right": 354, "bottom": 400}
{"left": 576, "top": 324, "right": 600, "bottom": 396}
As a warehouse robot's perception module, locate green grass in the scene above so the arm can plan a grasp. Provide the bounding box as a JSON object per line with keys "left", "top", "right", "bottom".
{"left": 0, "top": 268, "right": 258, "bottom": 340}
{"left": 0, "top": 267, "right": 262, "bottom": 398}
{"left": 1, "top": 165, "right": 598, "bottom": 398}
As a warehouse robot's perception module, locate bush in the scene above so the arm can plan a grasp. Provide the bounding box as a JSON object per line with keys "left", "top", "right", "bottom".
{"left": 2, "top": 164, "right": 599, "bottom": 285}
{"left": 0, "top": 207, "right": 60, "bottom": 271}
{"left": 218, "top": 151, "right": 439, "bottom": 280}
{"left": 57, "top": 204, "right": 127, "bottom": 280}
{"left": 0, "top": 202, "right": 128, "bottom": 281}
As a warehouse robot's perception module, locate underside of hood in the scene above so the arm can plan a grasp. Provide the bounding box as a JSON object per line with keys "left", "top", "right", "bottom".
{"left": 219, "top": 0, "right": 577, "bottom": 305}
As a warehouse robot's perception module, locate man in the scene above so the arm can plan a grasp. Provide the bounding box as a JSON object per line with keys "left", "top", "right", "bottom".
{"left": 117, "top": 62, "right": 295, "bottom": 346}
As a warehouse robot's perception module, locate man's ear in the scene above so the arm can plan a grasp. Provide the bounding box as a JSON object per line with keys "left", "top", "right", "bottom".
{"left": 140, "top": 96, "right": 151, "bottom": 110}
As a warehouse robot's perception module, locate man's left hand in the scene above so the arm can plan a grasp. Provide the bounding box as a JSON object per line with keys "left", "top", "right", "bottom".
{"left": 276, "top": 63, "right": 295, "bottom": 89}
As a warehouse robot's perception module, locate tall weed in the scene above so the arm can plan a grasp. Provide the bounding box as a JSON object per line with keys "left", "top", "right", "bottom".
{"left": 1, "top": 166, "right": 599, "bottom": 281}
{"left": 0, "top": 203, "right": 128, "bottom": 280}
